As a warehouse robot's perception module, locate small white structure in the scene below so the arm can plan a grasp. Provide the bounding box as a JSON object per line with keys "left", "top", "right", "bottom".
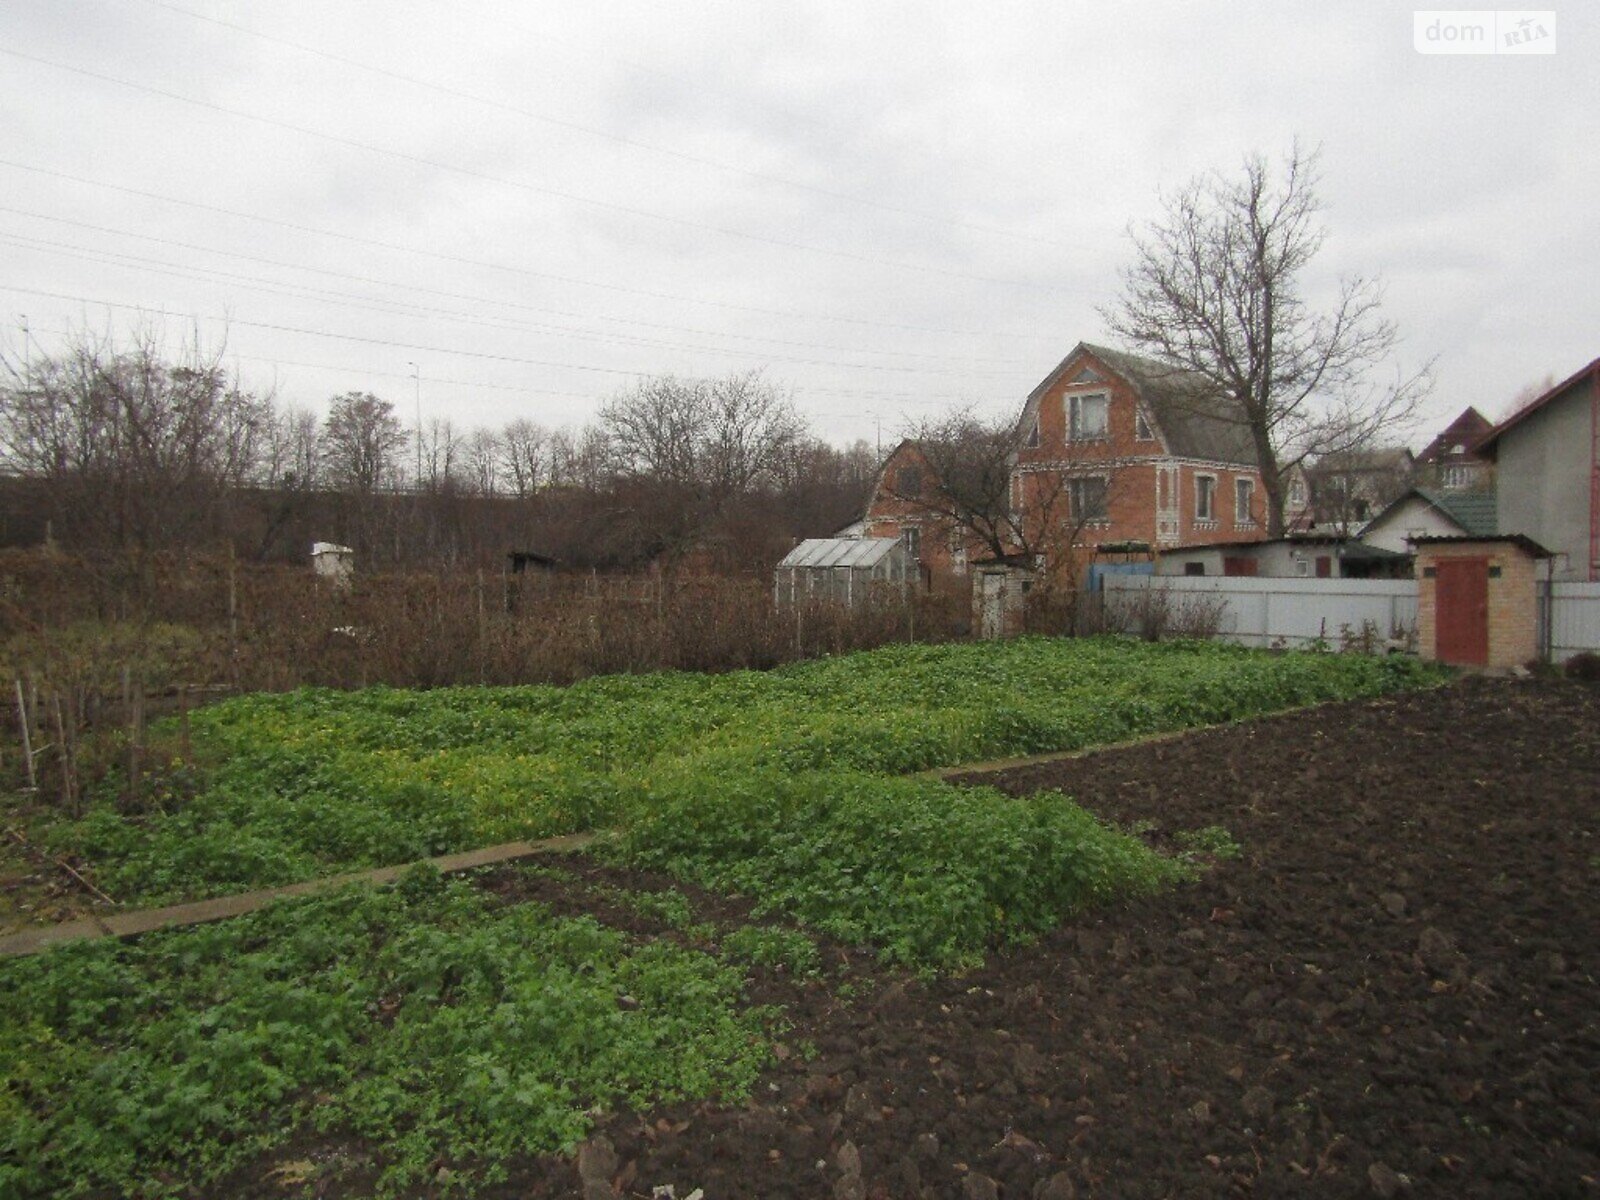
{"left": 311, "top": 541, "right": 354, "bottom": 586}
{"left": 774, "top": 537, "right": 908, "bottom": 606}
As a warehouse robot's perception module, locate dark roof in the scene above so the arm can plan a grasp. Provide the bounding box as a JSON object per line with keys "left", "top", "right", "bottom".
{"left": 1365, "top": 487, "right": 1497, "bottom": 539}
{"left": 1410, "top": 533, "right": 1551, "bottom": 558}
{"left": 1025, "top": 343, "right": 1259, "bottom": 467}
{"left": 1476, "top": 356, "right": 1600, "bottom": 454}
{"left": 1417, "top": 487, "right": 1497, "bottom": 537}
{"left": 1158, "top": 534, "right": 1362, "bottom": 554}
{"left": 1416, "top": 406, "right": 1494, "bottom": 464}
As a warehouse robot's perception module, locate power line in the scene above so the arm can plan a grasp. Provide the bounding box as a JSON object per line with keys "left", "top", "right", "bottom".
{"left": 0, "top": 285, "right": 1010, "bottom": 404}
{"left": 0, "top": 159, "right": 1061, "bottom": 342}
{"left": 0, "top": 207, "right": 1029, "bottom": 367}
{"left": 0, "top": 231, "right": 1023, "bottom": 380}
{"left": 132, "top": 0, "right": 1074, "bottom": 253}
{"left": 0, "top": 46, "right": 1069, "bottom": 293}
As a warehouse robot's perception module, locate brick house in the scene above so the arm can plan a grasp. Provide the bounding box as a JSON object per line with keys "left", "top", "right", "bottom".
{"left": 862, "top": 343, "right": 1269, "bottom": 586}
{"left": 860, "top": 439, "right": 985, "bottom": 590}
{"left": 1010, "top": 343, "right": 1265, "bottom": 573}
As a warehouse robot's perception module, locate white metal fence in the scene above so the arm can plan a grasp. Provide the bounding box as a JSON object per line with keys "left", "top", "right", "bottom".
{"left": 1102, "top": 575, "right": 1419, "bottom": 650}
{"left": 1105, "top": 575, "right": 1600, "bottom": 660}
{"left": 1545, "top": 582, "right": 1600, "bottom": 663}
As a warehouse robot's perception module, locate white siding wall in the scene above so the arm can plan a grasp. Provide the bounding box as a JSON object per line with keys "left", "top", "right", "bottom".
{"left": 1104, "top": 575, "right": 1418, "bottom": 648}
{"left": 1361, "top": 497, "right": 1463, "bottom": 555}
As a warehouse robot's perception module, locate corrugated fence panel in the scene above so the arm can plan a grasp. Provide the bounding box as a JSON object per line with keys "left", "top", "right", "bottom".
{"left": 1103, "top": 576, "right": 1419, "bottom": 649}
{"left": 1549, "top": 582, "right": 1600, "bottom": 662}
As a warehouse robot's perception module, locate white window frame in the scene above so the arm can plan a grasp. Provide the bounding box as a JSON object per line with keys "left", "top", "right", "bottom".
{"left": 1135, "top": 408, "right": 1153, "bottom": 441}
{"left": 1289, "top": 479, "right": 1307, "bottom": 507}
{"left": 901, "top": 524, "right": 921, "bottom": 561}
{"left": 1234, "top": 477, "right": 1255, "bottom": 526}
{"left": 1068, "top": 474, "right": 1110, "bottom": 524}
{"left": 1066, "top": 391, "right": 1110, "bottom": 441}
{"left": 1195, "top": 473, "right": 1217, "bottom": 523}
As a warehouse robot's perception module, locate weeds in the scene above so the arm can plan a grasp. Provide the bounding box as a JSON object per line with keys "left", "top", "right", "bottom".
{"left": 0, "top": 867, "right": 775, "bottom": 1199}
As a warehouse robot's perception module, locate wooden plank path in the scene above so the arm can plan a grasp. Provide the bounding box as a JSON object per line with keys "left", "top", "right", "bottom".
{"left": 0, "top": 832, "right": 595, "bottom": 959}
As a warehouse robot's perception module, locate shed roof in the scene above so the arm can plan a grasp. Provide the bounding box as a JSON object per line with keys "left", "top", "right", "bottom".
{"left": 777, "top": 537, "right": 902, "bottom": 570}
{"left": 1410, "top": 533, "right": 1551, "bottom": 558}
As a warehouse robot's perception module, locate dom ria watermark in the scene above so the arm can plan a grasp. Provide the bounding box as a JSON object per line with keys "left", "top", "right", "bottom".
{"left": 1414, "top": 10, "right": 1555, "bottom": 53}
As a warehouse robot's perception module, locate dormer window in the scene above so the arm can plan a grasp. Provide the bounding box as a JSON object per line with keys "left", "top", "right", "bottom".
{"left": 1067, "top": 392, "right": 1109, "bottom": 441}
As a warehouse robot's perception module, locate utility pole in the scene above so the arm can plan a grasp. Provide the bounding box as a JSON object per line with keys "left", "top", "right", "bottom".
{"left": 407, "top": 361, "right": 422, "bottom": 488}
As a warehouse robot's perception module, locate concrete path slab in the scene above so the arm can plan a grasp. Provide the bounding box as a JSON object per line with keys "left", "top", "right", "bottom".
{"left": 0, "top": 832, "right": 595, "bottom": 958}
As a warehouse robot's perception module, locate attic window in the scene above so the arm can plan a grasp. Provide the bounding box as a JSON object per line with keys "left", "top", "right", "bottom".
{"left": 1072, "top": 366, "right": 1106, "bottom": 384}
{"left": 898, "top": 465, "right": 923, "bottom": 496}
{"left": 1067, "top": 393, "right": 1109, "bottom": 441}
{"left": 1026, "top": 419, "right": 1040, "bottom": 448}
{"left": 1135, "top": 409, "right": 1153, "bottom": 440}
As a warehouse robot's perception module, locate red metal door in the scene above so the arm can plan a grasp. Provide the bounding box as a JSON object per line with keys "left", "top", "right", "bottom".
{"left": 1435, "top": 557, "right": 1489, "bottom": 666}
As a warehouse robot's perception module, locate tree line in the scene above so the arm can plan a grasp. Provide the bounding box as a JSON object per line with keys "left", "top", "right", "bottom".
{"left": 0, "top": 329, "right": 880, "bottom": 573}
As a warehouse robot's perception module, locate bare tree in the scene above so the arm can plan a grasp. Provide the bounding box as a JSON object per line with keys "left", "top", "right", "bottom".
{"left": 1502, "top": 373, "right": 1556, "bottom": 419}
{"left": 601, "top": 371, "right": 802, "bottom": 500}
{"left": 1103, "top": 145, "right": 1432, "bottom": 536}
{"left": 0, "top": 327, "right": 271, "bottom": 549}
{"left": 464, "top": 426, "right": 501, "bottom": 496}
{"left": 418, "top": 417, "right": 463, "bottom": 493}
{"left": 321, "top": 392, "right": 406, "bottom": 494}
{"left": 261, "top": 405, "right": 322, "bottom": 492}
{"left": 499, "top": 418, "right": 547, "bottom": 498}
{"left": 887, "top": 410, "right": 1121, "bottom": 575}
{"left": 597, "top": 371, "right": 804, "bottom": 559}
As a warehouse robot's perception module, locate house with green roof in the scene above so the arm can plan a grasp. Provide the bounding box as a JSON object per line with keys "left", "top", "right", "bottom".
{"left": 1359, "top": 487, "right": 1498, "bottom": 558}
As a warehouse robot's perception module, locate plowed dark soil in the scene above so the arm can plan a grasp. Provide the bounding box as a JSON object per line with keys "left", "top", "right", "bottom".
{"left": 499, "top": 676, "right": 1598, "bottom": 1200}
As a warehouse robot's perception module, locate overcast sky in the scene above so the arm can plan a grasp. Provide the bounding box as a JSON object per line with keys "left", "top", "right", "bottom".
{"left": 2, "top": 0, "right": 1594, "bottom": 452}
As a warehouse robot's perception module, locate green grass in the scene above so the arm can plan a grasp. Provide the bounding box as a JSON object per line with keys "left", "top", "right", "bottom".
{"left": 0, "top": 867, "right": 776, "bottom": 1199}
{"left": 48, "top": 637, "right": 1441, "bottom": 910}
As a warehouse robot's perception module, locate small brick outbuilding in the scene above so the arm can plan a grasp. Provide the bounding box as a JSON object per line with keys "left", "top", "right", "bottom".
{"left": 1412, "top": 535, "right": 1550, "bottom": 668}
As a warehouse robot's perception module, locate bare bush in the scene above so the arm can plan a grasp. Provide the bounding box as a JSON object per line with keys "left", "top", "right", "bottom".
{"left": 1102, "top": 583, "right": 1229, "bottom": 642}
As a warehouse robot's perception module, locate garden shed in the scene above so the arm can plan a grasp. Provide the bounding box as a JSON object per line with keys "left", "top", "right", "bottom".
{"left": 774, "top": 537, "right": 909, "bottom": 607}
{"left": 1414, "top": 534, "right": 1549, "bottom": 668}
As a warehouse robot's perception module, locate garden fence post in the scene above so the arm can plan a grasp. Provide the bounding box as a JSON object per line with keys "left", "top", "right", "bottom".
{"left": 14, "top": 678, "right": 35, "bottom": 791}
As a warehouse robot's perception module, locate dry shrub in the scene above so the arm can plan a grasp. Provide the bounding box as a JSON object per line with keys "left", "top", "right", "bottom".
{"left": 1102, "top": 583, "right": 1229, "bottom": 642}
{"left": 1565, "top": 651, "right": 1600, "bottom": 683}
{"left": 0, "top": 549, "right": 971, "bottom": 696}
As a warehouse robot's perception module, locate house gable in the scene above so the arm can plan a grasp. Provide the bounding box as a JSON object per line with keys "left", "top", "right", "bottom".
{"left": 1015, "top": 342, "right": 1258, "bottom": 468}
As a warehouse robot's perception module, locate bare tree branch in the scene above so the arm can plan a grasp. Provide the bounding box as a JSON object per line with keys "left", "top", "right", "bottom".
{"left": 1102, "top": 144, "right": 1433, "bottom": 536}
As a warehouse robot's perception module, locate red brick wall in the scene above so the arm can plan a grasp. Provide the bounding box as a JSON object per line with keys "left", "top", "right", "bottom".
{"left": 1014, "top": 350, "right": 1264, "bottom": 554}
